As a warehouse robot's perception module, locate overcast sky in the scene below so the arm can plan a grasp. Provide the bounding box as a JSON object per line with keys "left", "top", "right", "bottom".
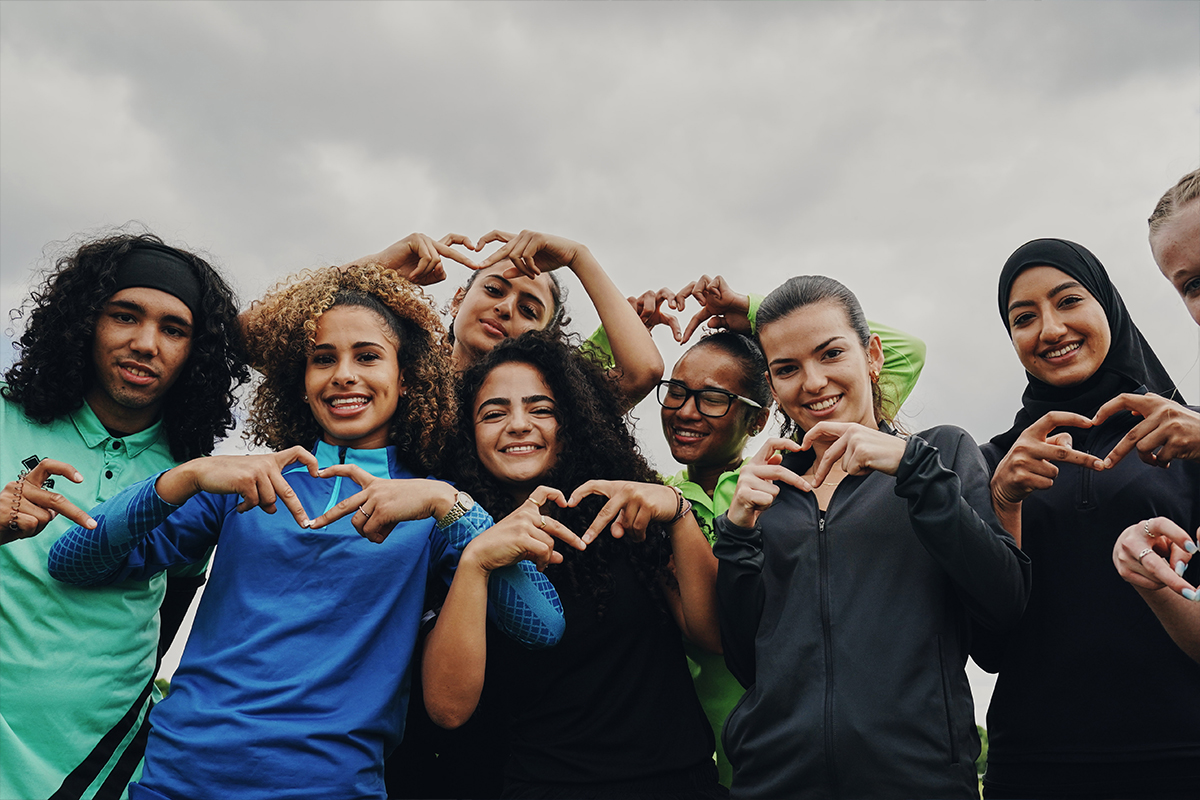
{"left": 3, "top": 0, "right": 1198, "bottom": 713}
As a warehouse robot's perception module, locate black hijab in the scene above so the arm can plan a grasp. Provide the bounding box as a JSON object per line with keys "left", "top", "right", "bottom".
{"left": 989, "top": 238, "right": 1181, "bottom": 453}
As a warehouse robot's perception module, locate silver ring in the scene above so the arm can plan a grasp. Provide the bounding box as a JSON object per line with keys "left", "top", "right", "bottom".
{"left": 358, "top": 507, "right": 371, "bottom": 519}
{"left": 1137, "top": 547, "right": 1154, "bottom": 564}
{"left": 1144, "top": 520, "right": 1157, "bottom": 538}
{"left": 535, "top": 515, "right": 546, "bottom": 529}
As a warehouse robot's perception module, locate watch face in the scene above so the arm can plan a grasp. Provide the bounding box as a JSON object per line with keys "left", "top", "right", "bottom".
{"left": 458, "top": 492, "right": 475, "bottom": 512}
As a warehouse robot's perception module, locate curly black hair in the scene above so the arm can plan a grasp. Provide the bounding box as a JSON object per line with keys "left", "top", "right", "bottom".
{"left": 3, "top": 232, "right": 249, "bottom": 461}
{"left": 241, "top": 265, "right": 455, "bottom": 475}
{"left": 448, "top": 331, "right": 670, "bottom": 619}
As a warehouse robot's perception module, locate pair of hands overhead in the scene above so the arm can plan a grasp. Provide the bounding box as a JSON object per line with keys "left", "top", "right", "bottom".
{"left": 628, "top": 275, "right": 749, "bottom": 343}
{"left": 727, "top": 422, "right": 907, "bottom": 529}
{"left": 358, "top": 230, "right": 587, "bottom": 286}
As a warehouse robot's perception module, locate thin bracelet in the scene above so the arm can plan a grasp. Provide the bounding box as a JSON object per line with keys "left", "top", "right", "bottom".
{"left": 668, "top": 485, "right": 693, "bottom": 523}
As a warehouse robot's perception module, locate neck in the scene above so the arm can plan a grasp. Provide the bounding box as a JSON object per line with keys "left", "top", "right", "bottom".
{"left": 685, "top": 454, "right": 743, "bottom": 497}
{"left": 450, "top": 340, "right": 481, "bottom": 373}
{"left": 84, "top": 387, "right": 158, "bottom": 438}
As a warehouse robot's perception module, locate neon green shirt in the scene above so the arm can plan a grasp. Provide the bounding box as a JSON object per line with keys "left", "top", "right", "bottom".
{"left": 0, "top": 393, "right": 198, "bottom": 800}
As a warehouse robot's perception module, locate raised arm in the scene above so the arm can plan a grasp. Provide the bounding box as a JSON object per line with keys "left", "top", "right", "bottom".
{"left": 478, "top": 231, "right": 664, "bottom": 405}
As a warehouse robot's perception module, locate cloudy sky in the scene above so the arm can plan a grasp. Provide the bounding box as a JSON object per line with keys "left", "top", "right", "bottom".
{"left": 2, "top": 0, "right": 1198, "bottom": 714}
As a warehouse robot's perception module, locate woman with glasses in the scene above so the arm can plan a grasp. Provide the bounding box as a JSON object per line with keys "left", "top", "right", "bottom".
{"left": 642, "top": 279, "right": 927, "bottom": 788}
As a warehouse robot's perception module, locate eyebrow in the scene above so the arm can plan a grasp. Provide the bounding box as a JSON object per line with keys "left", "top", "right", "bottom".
{"left": 312, "top": 340, "right": 388, "bottom": 351}
{"left": 107, "top": 299, "right": 193, "bottom": 331}
{"left": 768, "top": 335, "right": 845, "bottom": 367}
{"left": 476, "top": 394, "right": 555, "bottom": 413}
{"left": 1007, "top": 280, "right": 1084, "bottom": 314}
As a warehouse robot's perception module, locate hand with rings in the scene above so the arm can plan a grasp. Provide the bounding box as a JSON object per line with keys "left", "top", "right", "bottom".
{"left": 460, "top": 487, "right": 584, "bottom": 574}
{"left": 306, "top": 465, "right": 458, "bottom": 544}
{"left": 1113, "top": 516, "right": 1199, "bottom": 600}
{"left": 2, "top": 459, "right": 97, "bottom": 546}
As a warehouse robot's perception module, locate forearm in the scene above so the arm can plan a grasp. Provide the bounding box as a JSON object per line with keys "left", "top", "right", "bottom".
{"left": 423, "top": 559, "right": 491, "bottom": 729}
{"left": 442, "top": 504, "right": 565, "bottom": 649}
{"left": 1136, "top": 585, "right": 1200, "bottom": 663}
{"left": 48, "top": 475, "right": 178, "bottom": 586}
{"left": 896, "top": 434, "right": 1032, "bottom": 632}
{"left": 571, "top": 251, "right": 663, "bottom": 404}
{"left": 666, "top": 515, "right": 721, "bottom": 653}
{"left": 713, "top": 513, "right": 765, "bottom": 687}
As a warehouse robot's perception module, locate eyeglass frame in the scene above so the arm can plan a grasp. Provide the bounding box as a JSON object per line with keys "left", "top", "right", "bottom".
{"left": 655, "top": 380, "right": 764, "bottom": 419}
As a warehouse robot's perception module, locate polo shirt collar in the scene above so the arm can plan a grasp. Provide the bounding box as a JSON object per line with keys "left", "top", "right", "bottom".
{"left": 70, "top": 400, "right": 167, "bottom": 457}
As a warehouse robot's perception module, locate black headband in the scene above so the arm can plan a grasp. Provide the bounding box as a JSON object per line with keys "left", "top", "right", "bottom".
{"left": 110, "top": 242, "right": 203, "bottom": 321}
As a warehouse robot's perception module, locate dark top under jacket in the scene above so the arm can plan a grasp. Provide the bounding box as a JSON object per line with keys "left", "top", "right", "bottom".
{"left": 977, "top": 404, "right": 1200, "bottom": 798}
{"left": 716, "top": 425, "right": 1030, "bottom": 800}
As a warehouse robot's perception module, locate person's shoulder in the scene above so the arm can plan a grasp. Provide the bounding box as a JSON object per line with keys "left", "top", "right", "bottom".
{"left": 910, "top": 424, "right": 985, "bottom": 459}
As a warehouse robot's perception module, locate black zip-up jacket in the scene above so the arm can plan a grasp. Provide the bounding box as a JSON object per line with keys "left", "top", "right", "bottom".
{"left": 715, "top": 425, "right": 1031, "bottom": 800}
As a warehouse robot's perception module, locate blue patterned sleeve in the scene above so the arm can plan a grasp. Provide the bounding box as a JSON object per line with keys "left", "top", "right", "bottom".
{"left": 47, "top": 474, "right": 179, "bottom": 586}
{"left": 441, "top": 503, "right": 566, "bottom": 649}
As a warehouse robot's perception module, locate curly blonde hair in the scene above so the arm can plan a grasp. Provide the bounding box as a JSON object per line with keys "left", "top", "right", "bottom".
{"left": 242, "top": 264, "right": 455, "bottom": 473}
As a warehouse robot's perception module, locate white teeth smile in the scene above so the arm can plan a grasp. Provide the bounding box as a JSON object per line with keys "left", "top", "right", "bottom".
{"left": 126, "top": 367, "right": 152, "bottom": 378}
{"left": 503, "top": 445, "right": 540, "bottom": 454}
{"left": 807, "top": 397, "right": 839, "bottom": 411}
{"left": 1045, "top": 342, "right": 1081, "bottom": 359}
{"left": 674, "top": 430, "right": 705, "bottom": 440}
{"left": 330, "top": 397, "right": 368, "bottom": 408}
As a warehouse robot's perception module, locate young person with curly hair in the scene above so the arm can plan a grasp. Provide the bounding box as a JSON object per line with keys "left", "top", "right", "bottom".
{"left": 47, "top": 266, "right": 573, "bottom": 800}
{"left": 420, "top": 332, "right": 725, "bottom": 800}
{"left": 1, "top": 232, "right": 248, "bottom": 800}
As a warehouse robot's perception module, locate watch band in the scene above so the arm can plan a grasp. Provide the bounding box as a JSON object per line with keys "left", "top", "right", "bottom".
{"left": 435, "top": 490, "right": 475, "bottom": 529}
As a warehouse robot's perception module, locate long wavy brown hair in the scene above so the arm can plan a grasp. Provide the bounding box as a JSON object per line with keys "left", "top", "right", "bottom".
{"left": 242, "top": 265, "right": 454, "bottom": 473}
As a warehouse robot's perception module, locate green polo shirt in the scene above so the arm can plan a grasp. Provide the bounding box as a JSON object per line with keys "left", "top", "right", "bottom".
{"left": 0, "top": 392, "right": 196, "bottom": 800}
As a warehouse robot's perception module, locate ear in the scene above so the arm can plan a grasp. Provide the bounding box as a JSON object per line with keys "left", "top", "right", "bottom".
{"left": 449, "top": 286, "right": 467, "bottom": 317}
{"left": 750, "top": 404, "right": 771, "bottom": 435}
{"left": 866, "top": 333, "right": 884, "bottom": 378}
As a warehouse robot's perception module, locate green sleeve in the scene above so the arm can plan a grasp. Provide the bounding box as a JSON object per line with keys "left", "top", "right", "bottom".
{"left": 579, "top": 325, "right": 616, "bottom": 371}
{"left": 866, "top": 319, "right": 926, "bottom": 413}
{"left": 746, "top": 293, "right": 764, "bottom": 334}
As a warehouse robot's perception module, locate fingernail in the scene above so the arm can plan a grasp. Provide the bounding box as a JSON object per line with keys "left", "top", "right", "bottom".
{"left": 86, "top": 518, "right": 97, "bottom": 529}
{"left": 1185, "top": 541, "right": 1198, "bottom": 554}
{"left": 1176, "top": 561, "right": 1188, "bottom": 577}
{"left": 74, "top": 472, "right": 83, "bottom": 481}
{"left": 1183, "top": 588, "right": 1198, "bottom": 601}
{"left": 1102, "top": 459, "right": 1112, "bottom": 469}
{"left": 1095, "top": 460, "right": 1106, "bottom": 470}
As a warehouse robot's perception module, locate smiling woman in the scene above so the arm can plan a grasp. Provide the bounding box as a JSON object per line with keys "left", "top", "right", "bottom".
{"left": 978, "top": 239, "right": 1200, "bottom": 800}
{"left": 45, "top": 265, "right": 571, "bottom": 800}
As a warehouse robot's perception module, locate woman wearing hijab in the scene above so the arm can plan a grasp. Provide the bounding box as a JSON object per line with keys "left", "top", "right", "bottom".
{"left": 979, "top": 238, "right": 1200, "bottom": 800}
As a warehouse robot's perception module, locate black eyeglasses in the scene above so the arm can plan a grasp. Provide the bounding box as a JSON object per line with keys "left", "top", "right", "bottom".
{"left": 656, "top": 380, "right": 763, "bottom": 418}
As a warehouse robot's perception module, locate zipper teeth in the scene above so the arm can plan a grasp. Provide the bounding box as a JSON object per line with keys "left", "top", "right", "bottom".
{"left": 818, "top": 510, "right": 839, "bottom": 793}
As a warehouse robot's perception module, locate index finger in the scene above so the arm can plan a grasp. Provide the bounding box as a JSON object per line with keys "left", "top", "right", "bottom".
{"left": 476, "top": 229, "right": 514, "bottom": 249}
{"left": 25, "top": 458, "right": 84, "bottom": 485}
{"left": 582, "top": 496, "right": 625, "bottom": 545}
{"left": 439, "top": 232, "right": 478, "bottom": 251}
{"left": 567, "top": 480, "right": 615, "bottom": 508}
{"left": 20, "top": 483, "right": 96, "bottom": 529}
{"left": 1092, "top": 393, "right": 1155, "bottom": 428}
{"left": 315, "top": 462, "right": 376, "bottom": 488}
{"left": 435, "top": 240, "right": 479, "bottom": 271}
{"left": 539, "top": 517, "right": 586, "bottom": 551}
{"left": 750, "top": 436, "right": 803, "bottom": 464}
{"left": 1029, "top": 410, "right": 1094, "bottom": 437}
{"left": 680, "top": 306, "right": 714, "bottom": 344}
{"left": 269, "top": 470, "right": 311, "bottom": 528}
{"left": 800, "top": 422, "right": 853, "bottom": 452}
{"left": 306, "top": 487, "right": 370, "bottom": 529}
{"left": 276, "top": 446, "right": 321, "bottom": 478}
